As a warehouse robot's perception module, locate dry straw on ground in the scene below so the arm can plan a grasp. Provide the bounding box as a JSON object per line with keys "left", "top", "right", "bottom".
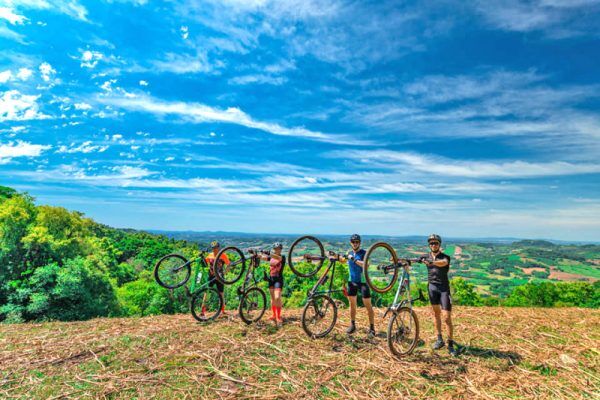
{"left": 0, "top": 306, "right": 598, "bottom": 399}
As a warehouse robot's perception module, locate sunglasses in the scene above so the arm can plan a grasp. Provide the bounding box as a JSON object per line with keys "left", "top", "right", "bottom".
{"left": 429, "top": 242, "right": 440, "bottom": 246}
{"left": 351, "top": 240, "right": 361, "bottom": 244}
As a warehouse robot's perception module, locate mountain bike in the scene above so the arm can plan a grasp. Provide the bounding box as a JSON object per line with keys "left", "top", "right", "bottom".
{"left": 154, "top": 249, "right": 223, "bottom": 322}
{"left": 214, "top": 246, "right": 268, "bottom": 325}
{"left": 289, "top": 236, "right": 344, "bottom": 338}
{"left": 364, "top": 242, "right": 426, "bottom": 357}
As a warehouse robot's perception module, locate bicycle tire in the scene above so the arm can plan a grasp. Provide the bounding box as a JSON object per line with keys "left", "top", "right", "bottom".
{"left": 387, "top": 307, "right": 419, "bottom": 357}
{"left": 214, "top": 246, "right": 246, "bottom": 284}
{"left": 301, "top": 294, "right": 338, "bottom": 338}
{"left": 190, "top": 287, "right": 222, "bottom": 322}
{"left": 288, "top": 235, "right": 325, "bottom": 278}
{"left": 154, "top": 254, "right": 191, "bottom": 289}
{"left": 239, "top": 287, "right": 267, "bottom": 325}
{"left": 364, "top": 242, "right": 399, "bottom": 294}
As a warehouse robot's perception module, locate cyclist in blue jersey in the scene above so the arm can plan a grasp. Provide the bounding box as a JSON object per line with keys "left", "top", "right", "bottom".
{"left": 338, "top": 234, "right": 376, "bottom": 336}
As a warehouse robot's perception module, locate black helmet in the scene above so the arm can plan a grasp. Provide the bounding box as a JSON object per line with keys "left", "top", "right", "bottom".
{"left": 427, "top": 234, "right": 442, "bottom": 244}
{"left": 272, "top": 242, "right": 283, "bottom": 249}
{"left": 350, "top": 234, "right": 361, "bottom": 242}
{"left": 210, "top": 240, "right": 220, "bottom": 248}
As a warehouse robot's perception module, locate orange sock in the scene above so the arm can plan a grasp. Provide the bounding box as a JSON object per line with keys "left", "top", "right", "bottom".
{"left": 269, "top": 306, "right": 276, "bottom": 320}
{"left": 276, "top": 306, "right": 282, "bottom": 320}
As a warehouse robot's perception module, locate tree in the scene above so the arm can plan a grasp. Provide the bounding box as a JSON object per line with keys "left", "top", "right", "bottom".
{"left": 450, "top": 278, "right": 483, "bottom": 306}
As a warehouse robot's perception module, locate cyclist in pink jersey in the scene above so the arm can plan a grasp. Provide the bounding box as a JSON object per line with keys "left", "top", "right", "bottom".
{"left": 260, "top": 242, "right": 285, "bottom": 326}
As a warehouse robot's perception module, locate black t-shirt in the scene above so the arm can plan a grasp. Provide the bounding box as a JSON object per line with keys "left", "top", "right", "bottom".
{"left": 424, "top": 252, "right": 451, "bottom": 288}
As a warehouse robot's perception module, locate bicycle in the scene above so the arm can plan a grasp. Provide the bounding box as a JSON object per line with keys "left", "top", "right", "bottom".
{"left": 363, "top": 242, "right": 426, "bottom": 357}
{"left": 288, "top": 236, "right": 345, "bottom": 338}
{"left": 213, "top": 246, "right": 268, "bottom": 325}
{"left": 154, "top": 248, "right": 224, "bottom": 322}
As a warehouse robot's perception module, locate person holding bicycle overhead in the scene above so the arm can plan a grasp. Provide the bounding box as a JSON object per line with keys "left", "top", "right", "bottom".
{"left": 259, "top": 242, "right": 285, "bottom": 326}
{"left": 338, "top": 234, "right": 376, "bottom": 336}
{"left": 205, "top": 241, "right": 230, "bottom": 316}
{"left": 419, "top": 234, "right": 457, "bottom": 356}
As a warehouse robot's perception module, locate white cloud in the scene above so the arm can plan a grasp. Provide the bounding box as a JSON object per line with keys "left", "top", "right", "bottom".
{"left": 16, "top": 67, "right": 33, "bottom": 80}
{"left": 0, "top": 90, "right": 49, "bottom": 122}
{"left": 229, "top": 74, "right": 286, "bottom": 86}
{"left": 139, "top": 80, "right": 148, "bottom": 86}
{"left": 0, "top": 70, "right": 12, "bottom": 83}
{"left": 80, "top": 50, "right": 104, "bottom": 68}
{"left": 56, "top": 141, "right": 108, "bottom": 154}
{"left": 328, "top": 150, "right": 600, "bottom": 179}
{"left": 180, "top": 25, "right": 189, "bottom": 39}
{"left": 100, "top": 94, "right": 370, "bottom": 145}
{"left": 0, "top": 7, "right": 26, "bottom": 24}
{"left": 74, "top": 102, "right": 92, "bottom": 110}
{"left": 0, "top": 141, "right": 50, "bottom": 164}
{"left": 474, "top": 0, "right": 600, "bottom": 37}
{"left": 39, "top": 62, "right": 56, "bottom": 82}
{"left": 151, "top": 51, "right": 212, "bottom": 74}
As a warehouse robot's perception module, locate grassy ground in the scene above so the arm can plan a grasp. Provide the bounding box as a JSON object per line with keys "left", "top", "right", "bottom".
{"left": 1, "top": 307, "right": 598, "bottom": 399}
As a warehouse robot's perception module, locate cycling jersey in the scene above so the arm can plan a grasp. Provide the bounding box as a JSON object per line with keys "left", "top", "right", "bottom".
{"left": 423, "top": 252, "right": 451, "bottom": 289}
{"left": 348, "top": 249, "right": 366, "bottom": 283}
{"left": 269, "top": 256, "right": 284, "bottom": 277}
{"left": 205, "top": 252, "right": 230, "bottom": 276}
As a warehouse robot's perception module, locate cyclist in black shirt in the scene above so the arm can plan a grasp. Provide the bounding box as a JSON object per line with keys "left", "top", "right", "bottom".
{"left": 419, "top": 234, "right": 457, "bottom": 356}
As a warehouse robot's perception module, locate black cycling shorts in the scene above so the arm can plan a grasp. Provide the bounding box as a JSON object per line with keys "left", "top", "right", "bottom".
{"left": 347, "top": 281, "right": 371, "bottom": 299}
{"left": 268, "top": 275, "right": 284, "bottom": 289}
{"left": 209, "top": 275, "right": 224, "bottom": 293}
{"left": 428, "top": 284, "right": 452, "bottom": 311}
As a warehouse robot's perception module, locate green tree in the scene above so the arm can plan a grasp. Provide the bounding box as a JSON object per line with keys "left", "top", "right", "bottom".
{"left": 451, "top": 277, "right": 483, "bottom": 306}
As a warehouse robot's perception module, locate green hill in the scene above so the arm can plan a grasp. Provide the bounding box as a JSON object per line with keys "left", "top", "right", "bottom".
{"left": 1, "top": 186, "right": 598, "bottom": 326}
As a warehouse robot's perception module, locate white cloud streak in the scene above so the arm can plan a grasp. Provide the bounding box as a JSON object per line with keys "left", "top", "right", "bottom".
{"left": 99, "top": 94, "right": 369, "bottom": 145}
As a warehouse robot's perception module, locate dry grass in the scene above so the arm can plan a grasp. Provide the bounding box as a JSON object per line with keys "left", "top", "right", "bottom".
{"left": 0, "top": 307, "right": 598, "bottom": 399}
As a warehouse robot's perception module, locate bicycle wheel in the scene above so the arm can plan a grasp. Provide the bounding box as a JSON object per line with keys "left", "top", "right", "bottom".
{"left": 364, "top": 242, "right": 399, "bottom": 293}
{"left": 190, "top": 287, "right": 222, "bottom": 322}
{"left": 154, "top": 254, "right": 191, "bottom": 289}
{"left": 288, "top": 235, "right": 325, "bottom": 278}
{"left": 239, "top": 287, "right": 267, "bottom": 325}
{"left": 387, "top": 307, "right": 419, "bottom": 357}
{"left": 301, "top": 294, "right": 337, "bottom": 338}
{"left": 214, "top": 246, "right": 246, "bottom": 284}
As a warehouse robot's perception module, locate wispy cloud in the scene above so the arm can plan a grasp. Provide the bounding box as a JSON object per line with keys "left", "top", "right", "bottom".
{"left": 99, "top": 93, "right": 369, "bottom": 145}
{"left": 474, "top": 0, "right": 600, "bottom": 37}
{"left": 327, "top": 150, "right": 600, "bottom": 178}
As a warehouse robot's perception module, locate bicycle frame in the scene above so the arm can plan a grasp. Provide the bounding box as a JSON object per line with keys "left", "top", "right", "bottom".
{"left": 186, "top": 251, "right": 219, "bottom": 296}
{"left": 238, "top": 250, "right": 267, "bottom": 296}
{"left": 307, "top": 252, "right": 343, "bottom": 299}
{"left": 383, "top": 260, "right": 425, "bottom": 319}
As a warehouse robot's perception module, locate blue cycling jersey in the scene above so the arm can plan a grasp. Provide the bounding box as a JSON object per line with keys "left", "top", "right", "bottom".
{"left": 348, "top": 249, "right": 366, "bottom": 283}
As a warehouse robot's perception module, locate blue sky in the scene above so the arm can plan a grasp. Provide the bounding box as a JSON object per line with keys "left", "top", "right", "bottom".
{"left": 1, "top": 0, "right": 599, "bottom": 240}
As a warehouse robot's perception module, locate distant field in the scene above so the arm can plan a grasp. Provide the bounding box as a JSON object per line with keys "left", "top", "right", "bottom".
{"left": 1, "top": 307, "right": 597, "bottom": 399}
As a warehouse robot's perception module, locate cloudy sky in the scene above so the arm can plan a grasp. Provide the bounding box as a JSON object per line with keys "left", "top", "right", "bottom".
{"left": 1, "top": 0, "right": 599, "bottom": 240}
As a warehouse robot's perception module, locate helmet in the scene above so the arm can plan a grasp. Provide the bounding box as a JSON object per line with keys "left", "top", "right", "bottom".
{"left": 350, "top": 234, "right": 361, "bottom": 242}
{"left": 427, "top": 234, "right": 442, "bottom": 244}
{"left": 210, "top": 240, "right": 220, "bottom": 248}
{"left": 272, "top": 242, "right": 283, "bottom": 249}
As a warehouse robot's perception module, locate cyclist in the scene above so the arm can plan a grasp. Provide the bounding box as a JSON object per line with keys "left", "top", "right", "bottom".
{"left": 260, "top": 242, "right": 285, "bottom": 326}
{"left": 339, "top": 234, "right": 376, "bottom": 336}
{"left": 204, "top": 240, "right": 230, "bottom": 316}
{"left": 419, "top": 234, "right": 457, "bottom": 356}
